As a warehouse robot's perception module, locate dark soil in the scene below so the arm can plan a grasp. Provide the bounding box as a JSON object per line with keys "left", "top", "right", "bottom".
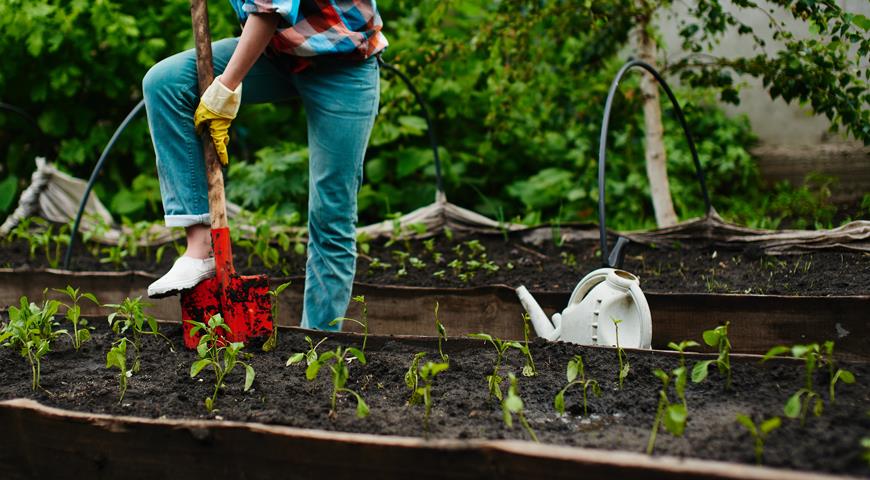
{"left": 0, "top": 318, "right": 868, "bottom": 476}
{"left": 3, "top": 231, "right": 869, "bottom": 295}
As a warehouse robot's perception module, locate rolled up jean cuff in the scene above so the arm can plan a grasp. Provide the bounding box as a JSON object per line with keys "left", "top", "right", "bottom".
{"left": 164, "top": 213, "right": 210, "bottom": 227}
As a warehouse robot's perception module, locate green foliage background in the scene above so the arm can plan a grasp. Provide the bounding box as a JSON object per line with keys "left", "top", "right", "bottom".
{"left": 0, "top": 0, "right": 865, "bottom": 230}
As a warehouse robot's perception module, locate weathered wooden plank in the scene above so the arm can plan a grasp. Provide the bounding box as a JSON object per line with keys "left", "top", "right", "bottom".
{"left": 0, "top": 399, "right": 853, "bottom": 480}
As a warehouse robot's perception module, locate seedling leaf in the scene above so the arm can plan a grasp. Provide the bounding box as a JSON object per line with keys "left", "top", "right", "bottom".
{"left": 784, "top": 390, "right": 803, "bottom": 418}
{"left": 664, "top": 404, "right": 687, "bottom": 436}
{"left": 286, "top": 353, "right": 305, "bottom": 366}
{"left": 244, "top": 364, "right": 255, "bottom": 391}
{"left": 760, "top": 417, "right": 781, "bottom": 434}
{"left": 762, "top": 345, "right": 790, "bottom": 362}
{"left": 702, "top": 329, "right": 720, "bottom": 347}
{"left": 691, "top": 360, "right": 714, "bottom": 383}
{"left": 190, "top": 359, "right": 211, "bottom": 377}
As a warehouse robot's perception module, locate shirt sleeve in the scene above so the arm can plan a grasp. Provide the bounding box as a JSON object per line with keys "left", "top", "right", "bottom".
{"left": 228, "top": 0, "right": 300, "bottom": 28}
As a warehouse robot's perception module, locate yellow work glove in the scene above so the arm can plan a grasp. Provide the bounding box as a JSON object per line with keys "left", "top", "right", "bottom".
{"left": 193, "top": 77, "right": 242, "bottom": 166}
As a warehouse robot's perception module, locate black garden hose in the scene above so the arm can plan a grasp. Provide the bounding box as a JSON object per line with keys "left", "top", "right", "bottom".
{"left": 597, "top": 59, "right": 713, "bottom": 268}
{"left": 63, "top": 99, "right": 146, "bottom": 270}
{"left": 376, "top": 56, "right": 444, "bottom": 197}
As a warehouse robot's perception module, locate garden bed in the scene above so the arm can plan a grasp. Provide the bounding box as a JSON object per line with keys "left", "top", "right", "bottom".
{"left": 5, "top": 230, "right": 870, "bottom": 296}
{"left": 2, "top": 227, "right": 868, "bottom": 359}
{"left": 0, "top": 321, "right": 867, "bottom": 478}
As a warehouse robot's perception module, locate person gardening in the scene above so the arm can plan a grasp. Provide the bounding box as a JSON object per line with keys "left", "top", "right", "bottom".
{"left": 143, "top": 1, "right": 386, "bottom": 332}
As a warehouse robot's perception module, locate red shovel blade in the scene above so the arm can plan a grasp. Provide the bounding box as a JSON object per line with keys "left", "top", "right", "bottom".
{"left": 180, "top": 274, "right": 272, "bottom": 349}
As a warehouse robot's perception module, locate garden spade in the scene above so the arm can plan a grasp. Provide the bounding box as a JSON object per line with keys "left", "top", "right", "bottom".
{"left": 179, "top": 0, "right": 272, "bottom": 349}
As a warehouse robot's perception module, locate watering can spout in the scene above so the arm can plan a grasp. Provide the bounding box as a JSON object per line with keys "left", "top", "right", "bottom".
{"left": 516, "top": 286, "right": 561, "bottom": 341}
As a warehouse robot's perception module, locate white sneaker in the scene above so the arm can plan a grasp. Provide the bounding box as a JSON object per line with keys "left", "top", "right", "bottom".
{"left": 147, "top": 256, "right": 216, "bottom": 298}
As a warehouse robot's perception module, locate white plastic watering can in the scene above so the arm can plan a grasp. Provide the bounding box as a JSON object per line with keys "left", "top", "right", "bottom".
{"left": 516, "top": 268, "right": 652, "bottom": 349}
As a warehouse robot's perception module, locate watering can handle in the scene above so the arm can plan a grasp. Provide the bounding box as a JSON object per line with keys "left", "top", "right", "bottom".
{"left": 190, "top": 0, "right": 229, "bottom": 231}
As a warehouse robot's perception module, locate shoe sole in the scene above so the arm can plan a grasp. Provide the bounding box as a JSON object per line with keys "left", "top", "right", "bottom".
{"left": 147, "top": 271, "right": 216, "bottom": 299}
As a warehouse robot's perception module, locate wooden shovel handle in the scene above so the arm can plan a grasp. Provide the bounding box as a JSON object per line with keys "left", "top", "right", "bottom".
{"left": 190, "top": 0, "right": 228, "bottom": 230}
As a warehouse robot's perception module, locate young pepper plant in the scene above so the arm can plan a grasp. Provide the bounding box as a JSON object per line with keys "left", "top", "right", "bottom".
{"left": 105, "top": 338, "right": 132, "bottom": 404}
{"left": 329, "top": 295, "right": 369, "bottom": 353}
{"left": 306, "top": 345, "right": 369, "bottom": 418}
{"left": 405, "top": 352, "right": 449, "bottom": 429}
{"left": 55, "top": 286, "right": 100, "bottom": 351}
{"left": 467, "top": 332, "right": 522, "bottom": 401}
{"left": 434, "top": 301, "right": 448, "bottom": 363}
{"left": 286, "top": 335, "right": 328, "bottom": 367}
{"left": 0, "top": 295, "right": 65, "bottom": 390}
{"left": 821, "top": 340, "right": 855, "bottom": 404}
{"left": 188, "top": 314, "right": 255, "bottom": 412}
{"left": 692, "top": 322, "right": 732, "bottom": 389}
{"left": 502, "top": 373, "right": 539, "bottom": 443}
{"left": 735, "top": 414, "right": 781, "bottom": 465}
{"left": 763, "top": 341, "right": 854, "bottom": 424}
{"left": 262, "top": 281, "right": 291, "bottom": 353}
{"left": 518, "top": 313, "right": 537, "bottom": 377}
{"left": 647, "top": 368, "right": 689, "bottom": 455}
{"left": 667, "top": 340, "right": 700, "bottom": 369}
{"left": 554, "top": 354, "right": 601, "bottom": 417}
{"left": 105, "top": 297, "right": 171, "bottom": 373}
{"left": 612, "top": 318, "right": 630, "bottom": 389}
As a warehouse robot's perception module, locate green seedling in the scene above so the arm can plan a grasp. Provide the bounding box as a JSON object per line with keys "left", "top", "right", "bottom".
{"left": 405, "top": 352, "right": 449, "bottom": 429}
{"left": 692, "top": 322, "right": 732, "bottom": 389}
{"left": 613, "top": 318, "right": 630, "bottom": 389}
{"left": 763, "top": 341, "right": 855, "bottom": 425}
{"left": 432, "top": 270, "right": 446, "bottom": 279}
{"left": 518, "top": 314, "right": 536, "bottom": 377}
{"left": 443, "top": 226, "right": 454, "bottom": 242}
{"left": 863, "top": 437, "right": 870, "bottom": 466}
{"left": 646, "top": 367, "right": 688, "bottom": 455}
{"left": 554, "top": 354, "right": 601, "bottom": 417}
{"left": 464, "top": 239, "right": 486, "bottom": 258}
{"left": 434, "top": 301, "right": 448, "bottom": 363}
{"left": 262, "top": 281, "right": 291, "bottom": 352}
{"left": 560, "top": 251, "right": 577, "bottom": 267}
{"left": 105, "top": 297, "right": 171, "bottom": 373}
{"left": 409, "top": 257, "right": 426, "bottom": 269}
{"left": 667, "top": 340, "right": 700, "bottom": 369}
{"left": 188, "top": 314, "right": 255, "bottom": 412}
{"left": 106, "top": 338, "right": 132, "bottom": 404}
{"left": 306, "top": 345, "right": 369, "bottom": 418}
{"left": 54, "top": 286, "right": 100, "bottom": 351}
{"left": 286, "top": 335, "right": 328, "bottom": 367}
{"left": 28, "top": 220, "right": 70, "bottom": 268}
{"left": 329, "top": 295, "right": 369, "bottom": 353}
{"left": 368, "top": 257, "right": 391, "bottom": 271}
{"left": 99, "top": 243, "right": 129, "bottom": 269}
{"left": 735, "top": 414, "right": 781, "bottom": 465}
{"left": 0, "top": 295, "right": 65, "bottom": 390}
{"left": 822, "top": 340, "right": 855, "bottom": 404}
{"left": 502, "top": 373, "right": 538, "bottom": 443}
{"left": 467, "top": 332, "right": 522, "bottom": 401}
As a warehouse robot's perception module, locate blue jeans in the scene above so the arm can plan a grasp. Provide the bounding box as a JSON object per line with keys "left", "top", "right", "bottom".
{"left": 142, "top": 38, "right": 379, "bottom": 331}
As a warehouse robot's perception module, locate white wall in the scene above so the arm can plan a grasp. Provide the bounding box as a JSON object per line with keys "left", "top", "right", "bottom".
{"left": 658, "top": 0, "right": 869, "bottom": 146}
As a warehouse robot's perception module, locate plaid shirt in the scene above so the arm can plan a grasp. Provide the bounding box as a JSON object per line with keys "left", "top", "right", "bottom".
{"left": 229, "top": 0, "right": 387, "bottom": 72}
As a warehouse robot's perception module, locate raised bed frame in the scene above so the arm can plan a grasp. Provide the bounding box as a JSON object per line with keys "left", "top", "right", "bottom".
{"left": 0, "top": 398, "right": 850, "bottom": 480}
{"left": 1, "top": 268, "right": 868, "bottom": 361}
{"left": 0, "top": 329, "right": 859, "bottom": 480}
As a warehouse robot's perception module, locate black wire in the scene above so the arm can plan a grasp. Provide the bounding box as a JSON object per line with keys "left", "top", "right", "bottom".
{"left": 597, "top": 59, "right": 712, "bottom": 265}
{"left": 376, "top": 56, "right": 444, "bottom": 196}
{"left": 63, "top": 99, "right": 146, "bottom": 270}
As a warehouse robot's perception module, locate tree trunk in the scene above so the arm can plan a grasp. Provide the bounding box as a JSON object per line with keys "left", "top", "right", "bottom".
{"left": 637, "top": 23, "right": 678, "bottom": 228}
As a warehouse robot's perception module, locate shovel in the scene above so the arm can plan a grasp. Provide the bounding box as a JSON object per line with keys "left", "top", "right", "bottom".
{"left": 179, "top": 0, "right": 272, "bottom": 349}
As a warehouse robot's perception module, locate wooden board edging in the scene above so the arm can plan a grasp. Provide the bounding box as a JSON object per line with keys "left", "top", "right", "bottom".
{"left": 1, "top": 268, "right": 867, "bottom": 361}
{"left": 0, "top": 398, "right": 855, "bottom": 480}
